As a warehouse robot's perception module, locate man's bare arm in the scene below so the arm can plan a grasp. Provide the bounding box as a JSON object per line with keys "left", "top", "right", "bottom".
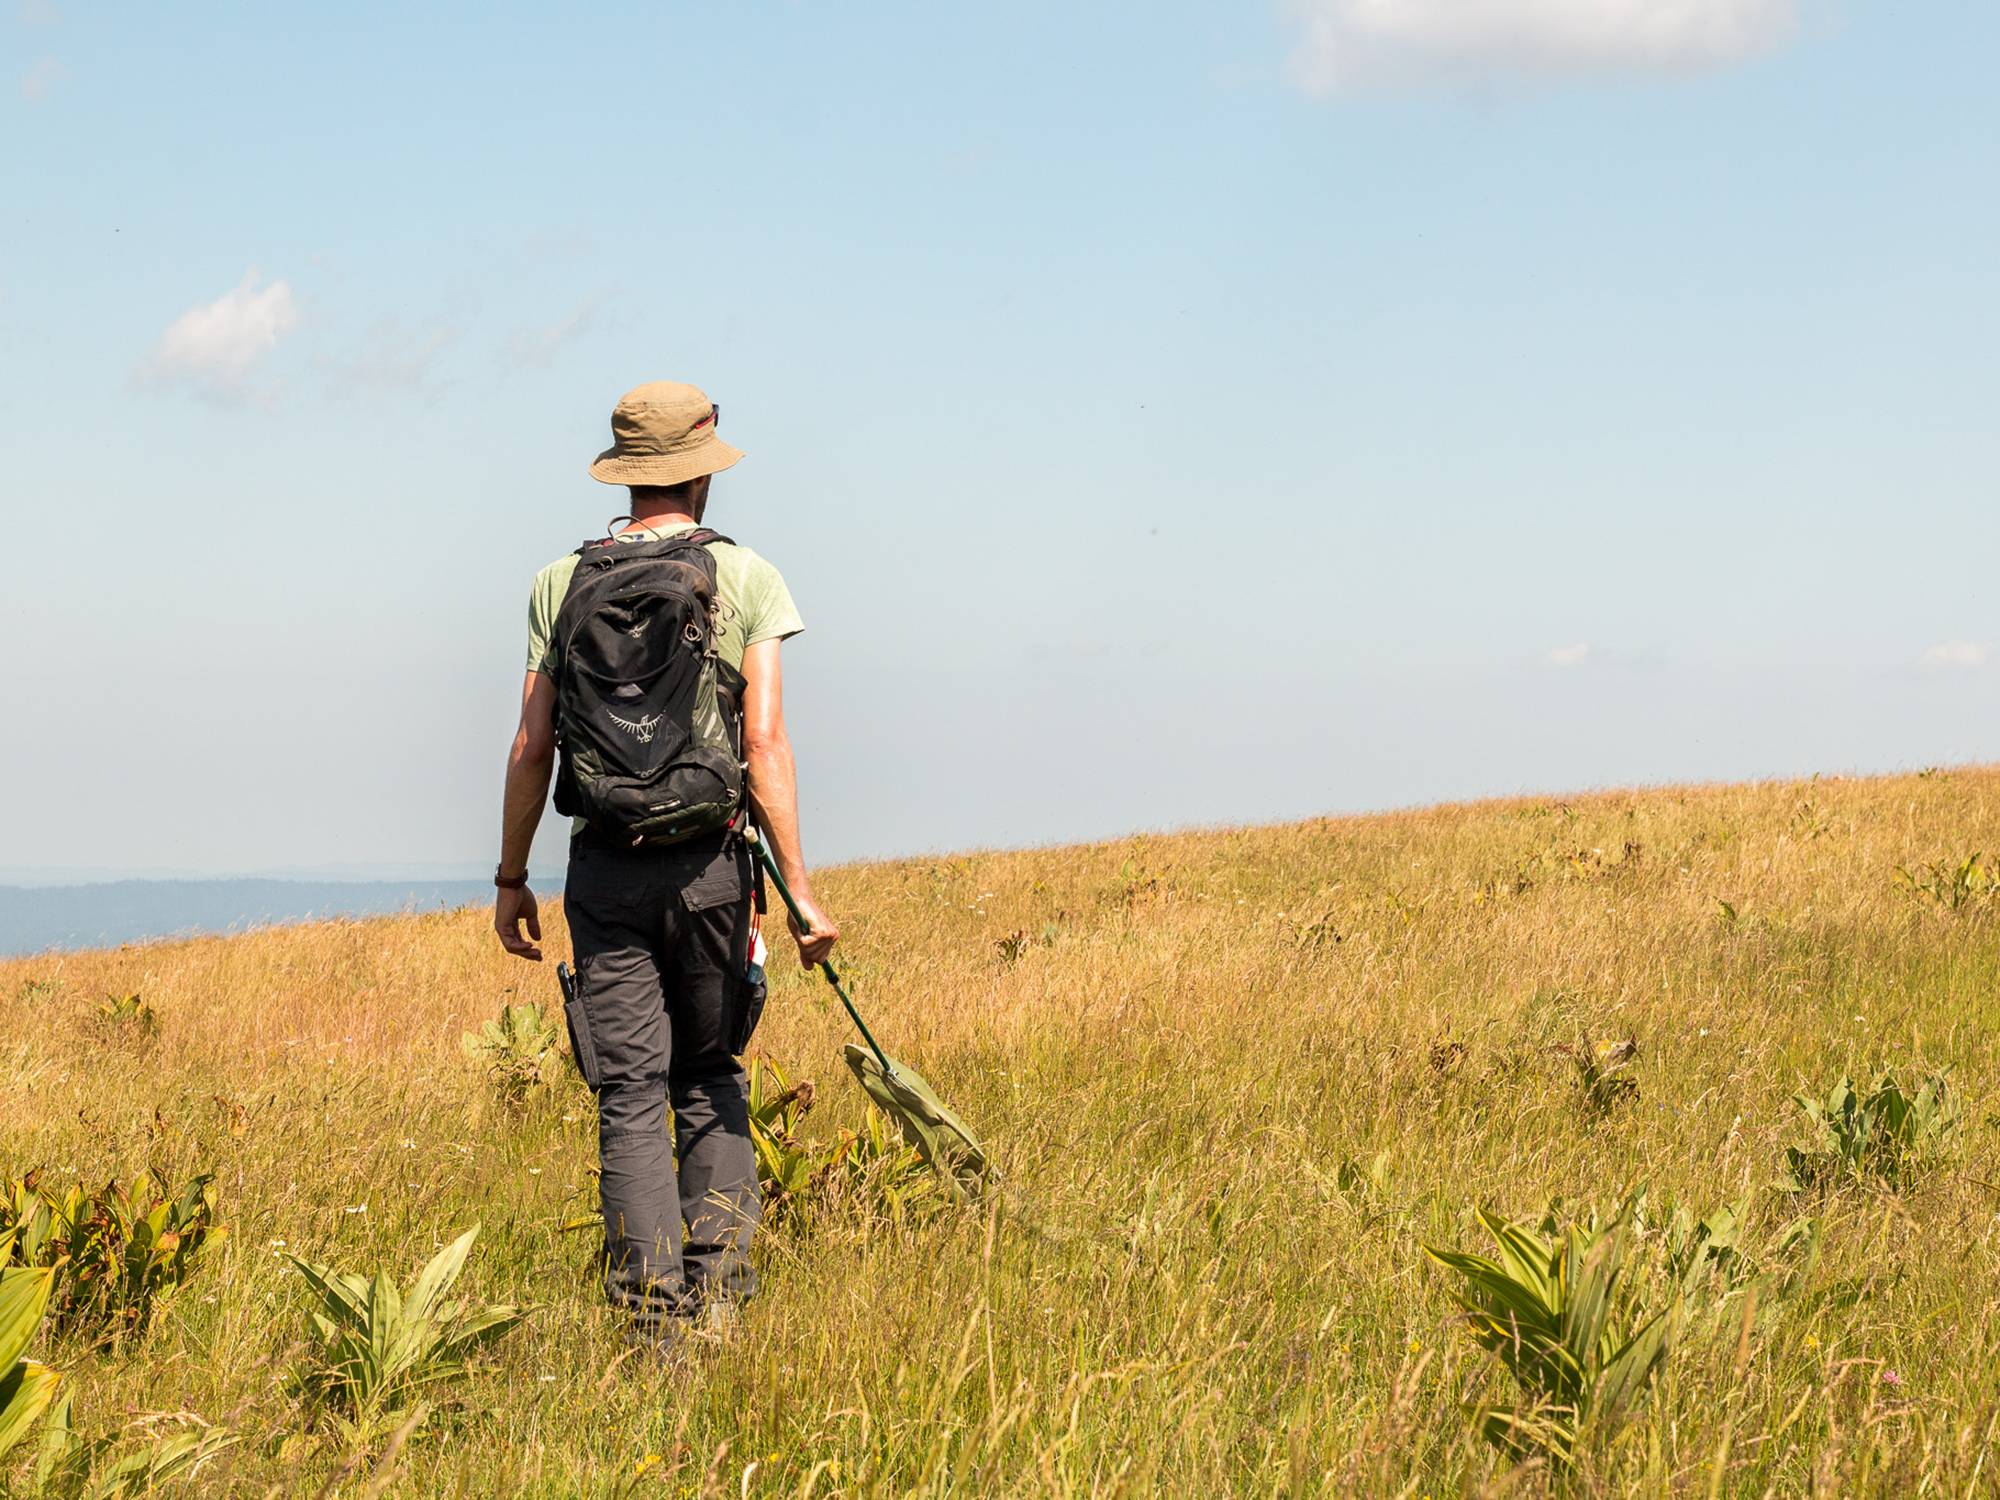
{"left": 741, "top": 636, "right": 839, "bottom": 967}
{"left": 495, "top": 671, "right": 558, "bottom": 961}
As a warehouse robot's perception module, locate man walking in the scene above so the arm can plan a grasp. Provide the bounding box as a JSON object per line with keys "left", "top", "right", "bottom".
{"left": 492, "top": 381, "right": 838, "bottom": 1347}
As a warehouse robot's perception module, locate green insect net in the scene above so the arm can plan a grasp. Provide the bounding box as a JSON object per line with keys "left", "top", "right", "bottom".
{"left": 748, "top": 830, "right": 991, "bottom": 1203}
{"left": 842, "top": 1044, "right": 990, "bottom": 1203}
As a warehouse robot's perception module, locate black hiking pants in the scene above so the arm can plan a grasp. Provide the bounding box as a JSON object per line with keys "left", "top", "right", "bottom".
{"left": 565, "top": 832, "right": 764, "bottom": 1327}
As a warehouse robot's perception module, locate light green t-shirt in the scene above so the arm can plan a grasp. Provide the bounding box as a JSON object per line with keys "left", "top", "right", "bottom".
{"left": 526, "top": 523, "right": 804, "bottom": 678}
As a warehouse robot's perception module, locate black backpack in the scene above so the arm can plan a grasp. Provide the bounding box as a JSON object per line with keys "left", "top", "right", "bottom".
{"left": 548, "top": 528, "right": 747, "bottom": 846}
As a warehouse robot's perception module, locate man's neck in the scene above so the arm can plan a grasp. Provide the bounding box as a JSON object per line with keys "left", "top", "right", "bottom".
{"left": 620, "top": 505, "right": 703, "bottom": 535}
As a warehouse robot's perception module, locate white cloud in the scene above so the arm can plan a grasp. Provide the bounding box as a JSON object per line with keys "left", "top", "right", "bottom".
{"left": 502, "top": 298, "right": 603, "bottom": 370}
{"left": 17, "top": 0, "right": 60, "bottom": 26}
{"left": 20, "top": 56, "right": 62, "bottom": 101}
{"left": 1540, "top": 641, "right": 1667, "bottom": 672}
{"left": 1286, "top": 0, "right": 1801, "bottom": 94}
{"left": 319, "top": 317, "right": 459, "bottom": 395}
{"left": 1919, "top": 641, "right": 1992, "bottom": 675}
{"left": 136, "top": 269, "right": 298, "bottom": 401}
{"left": 524, "top": 234, "right": 592, "bottom": 260}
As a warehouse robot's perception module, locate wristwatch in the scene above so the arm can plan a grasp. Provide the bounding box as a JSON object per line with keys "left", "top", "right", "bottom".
{"left": 494, "top": 866, "right": 530, "bottom": 890}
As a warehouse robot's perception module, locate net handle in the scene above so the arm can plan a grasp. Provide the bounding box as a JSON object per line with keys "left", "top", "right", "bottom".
{"left": 744, "top": 827, "right": 895, "bottom": 1076}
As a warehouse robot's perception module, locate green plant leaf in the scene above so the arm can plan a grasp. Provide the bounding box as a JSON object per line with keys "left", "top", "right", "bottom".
{"left": 433, "top": 1304, "right": 532, "bottom": 1364}
{"left": 0, "top": 1266, "right": 55, "bottom": 1371}
{"left": 1471, "top": 1400, "right": 1579, "bottom": 1465}
{"left": 81, "top": 1424, "right": 239, "bottom": 1500}
{"left": 1430, "top": 1202, "right": 1674, "bottom": 1467}
{"left": 288, "top": 1259, "right": 371, "bottom": 1329}
{"left": 366, "top": 1271, "right": 403, "bottom": 1390}
{"left": 405, "top": 1228, "right": 477, "bottom": 1327}
{"left": 0, "top": 1361, "right": 62, "bottom": 1459}
{"left": 31, "top": 1389, "right": 86, "bottom": 1495}
{"left": 1594, "top": 1309, "right": 1672, "bottom": 1413}
{"left": 289, "top": 1225, "right": 530, "bottom": 1414}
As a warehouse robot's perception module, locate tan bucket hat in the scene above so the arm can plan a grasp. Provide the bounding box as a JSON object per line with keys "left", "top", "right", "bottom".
{"left": 588, "top": 382, "right": 744, "bottom": 487}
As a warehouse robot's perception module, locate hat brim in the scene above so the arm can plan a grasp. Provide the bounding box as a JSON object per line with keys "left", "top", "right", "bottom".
{"left": 588, "top": 434, "right": 744, "bottom": 487}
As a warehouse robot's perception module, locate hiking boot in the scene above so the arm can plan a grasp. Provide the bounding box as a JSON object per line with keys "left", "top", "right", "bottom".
{"left": 692, "top": 1299, "right": 740, "bottom": 1344}
{"left": 701, "top": 1300, "right": 741, "bottom": 1332}
{"left": 623, "top": 1317, "right": 691, "bottom": 1368}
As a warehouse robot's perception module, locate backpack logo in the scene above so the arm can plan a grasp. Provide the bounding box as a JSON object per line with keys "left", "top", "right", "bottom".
{"left": 609, "top": 710, "right": 664, "bottom": 744}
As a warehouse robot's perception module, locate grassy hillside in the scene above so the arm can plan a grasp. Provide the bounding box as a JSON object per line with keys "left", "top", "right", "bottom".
{"left": 4, "top": 769, "right": 2000, "bottom": 1496}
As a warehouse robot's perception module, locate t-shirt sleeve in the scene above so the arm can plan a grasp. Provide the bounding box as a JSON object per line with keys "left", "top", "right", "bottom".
{"left": 740, "top": 558, "right": 805, "bottom": 648}
{"left": 526, "top": 563, "right": 565, "bottom": 676}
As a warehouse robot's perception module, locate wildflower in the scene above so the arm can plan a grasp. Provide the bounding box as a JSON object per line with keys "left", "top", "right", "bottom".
{"left": 1881, "top": 1369, "right": 1903, "bottom": 1388}
{"left": 1804, "top": 1335, "right": 1820, "bottom": 1350}
{"left": 529, "top": 1167, "right": 542, "bottom": 1175}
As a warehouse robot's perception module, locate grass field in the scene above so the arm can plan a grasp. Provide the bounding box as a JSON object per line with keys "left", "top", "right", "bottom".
{"left": 5, "top": 768, "right": 2000, "bottom": 1497}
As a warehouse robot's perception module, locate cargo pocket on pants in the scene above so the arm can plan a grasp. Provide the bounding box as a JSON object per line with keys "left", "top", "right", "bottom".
{"left": 561, "top": 959, "right": 606, "bottom": 1092}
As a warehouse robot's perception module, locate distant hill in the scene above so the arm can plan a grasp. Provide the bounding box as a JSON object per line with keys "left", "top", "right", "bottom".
{"left": 0, "top": 878, "right": 556, "bottom": 956}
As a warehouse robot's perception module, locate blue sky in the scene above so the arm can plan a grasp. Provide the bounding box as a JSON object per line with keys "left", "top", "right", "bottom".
{"left": 2, "top": 0, "right": 1995, "bottom": 880}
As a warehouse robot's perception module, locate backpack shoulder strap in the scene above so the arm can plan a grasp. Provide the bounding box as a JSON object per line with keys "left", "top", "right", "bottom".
{"left": 575, "top": 528, "right": 734, "bottom": 556}
{"left": 560, "top": 530, "right": 736, "bottom": 598}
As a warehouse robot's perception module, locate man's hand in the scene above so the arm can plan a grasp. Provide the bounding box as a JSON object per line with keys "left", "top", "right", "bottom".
{"left": 741, "top": 637, "right": 840, "bottom": 969}
{"left": 495, "top": 885, "right": 544, "bottom": 961}
{"left": 494, "top": 672, "right": 556, "bottom": 960}
{"left": 786, "top": 893, "right": 840, "bottom": 969}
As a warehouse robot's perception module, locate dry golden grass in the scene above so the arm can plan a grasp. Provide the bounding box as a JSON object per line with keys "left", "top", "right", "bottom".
{"left": 5, "top": 768, "right": 2000, "bottom": 1496}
